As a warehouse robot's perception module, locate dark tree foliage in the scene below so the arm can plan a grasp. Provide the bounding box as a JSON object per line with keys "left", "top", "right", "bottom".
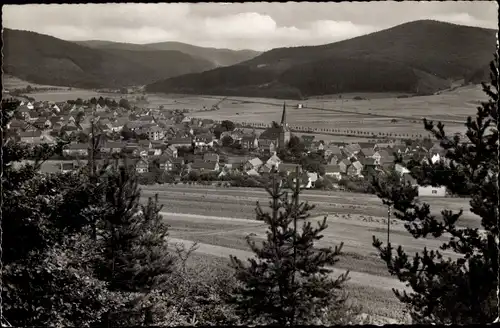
{"left": 371, "top": 56, "right": 499, "bottom": 324}
{"left": 119, "top": 98, "right": 131, "bottom": 110}
{"left": 221, "top": 135, "right": 234, "bottom": 147}
{"left": 1, "top": 98, "right": 114, "bottom": 326}
{"left": 229, "top": 173, "right": 349, "bottom": 325}
{"left": 288, "top": 135, "right": 306, "bottom": 157}
{"left": 95, "top": 164, "right": 175, "bottom": 324}
{"left": 221, "top": 120, "right": 235, "bottom": 131}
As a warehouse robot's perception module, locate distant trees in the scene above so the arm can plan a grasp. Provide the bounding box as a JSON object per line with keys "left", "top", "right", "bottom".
{"left": 371, "top": 56, "right": 499, "bottom": 324}
{"left": 221, "top": 120, "right": 235, "bottom": 132}
{"left": 287, "top": 135, "right": 305, "bottom": 156}
{"left": 119, "top": 98, "right": 131, "bottom": 110}
{"left": 221, "top": 135, "right": 234, "bottom": 147}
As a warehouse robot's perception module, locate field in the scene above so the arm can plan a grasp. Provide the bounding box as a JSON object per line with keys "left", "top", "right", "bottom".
{"left": 188, "top": 85, "right": 485, "bottom": 137}
{"left": 141, "top": 184, "right": 479, "bottom": 323}
{"left": 4, "top": 74, "right": 484, "bottom": 138}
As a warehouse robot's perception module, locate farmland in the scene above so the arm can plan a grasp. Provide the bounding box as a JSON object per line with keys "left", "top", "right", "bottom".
{"left": 4, "top": 73, "right": 483, "bottom": 139}
{"left": 188, "top": 85, "right": 484, "bottom": 137}
{"left": 141, "top": 184, "right": 478, "bottom": 322}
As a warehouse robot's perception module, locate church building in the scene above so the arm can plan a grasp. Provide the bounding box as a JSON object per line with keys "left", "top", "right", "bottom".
{"left": 258, "top": 102, "right": 291, "bottom": 153}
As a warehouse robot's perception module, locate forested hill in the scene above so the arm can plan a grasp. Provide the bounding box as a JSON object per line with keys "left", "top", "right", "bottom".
{"left": 146, "top": 20, "right": 497, "bottom": 99}
{"left": 2, "top": 29, "right": 217, "bottom": 89}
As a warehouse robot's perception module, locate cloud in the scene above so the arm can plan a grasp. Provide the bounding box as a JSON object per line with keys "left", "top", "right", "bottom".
{"left": 2, "top": 3, "right": 496, "bottom": 51}
{"left": 426, "top": 12, "right": 498, "bottom": 29}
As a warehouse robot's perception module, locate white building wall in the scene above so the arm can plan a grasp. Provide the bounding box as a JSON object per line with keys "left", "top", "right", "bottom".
{"left": 418, "top": 185, "right": 446, "bottom": 197}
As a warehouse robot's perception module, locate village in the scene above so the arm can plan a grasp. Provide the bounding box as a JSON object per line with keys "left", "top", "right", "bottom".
{"left": 7, "top": 97, "right": 448, "bottom": 197}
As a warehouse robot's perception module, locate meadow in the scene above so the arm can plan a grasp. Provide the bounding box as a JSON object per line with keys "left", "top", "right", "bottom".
{"left": 142, "top": 184, "right": 478, "bottom": 323}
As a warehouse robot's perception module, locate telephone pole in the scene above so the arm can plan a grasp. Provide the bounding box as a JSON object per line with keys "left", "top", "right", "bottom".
{"left": 387, "top": 204, "right": 392, "bottom": 245}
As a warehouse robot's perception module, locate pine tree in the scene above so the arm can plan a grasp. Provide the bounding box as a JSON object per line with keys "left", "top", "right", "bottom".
{"left": 371, "top": 55, "right": 498, "bottom": 324}
{"left": 229, "top": 169, "right": 349, "bottom": 325}
{"left": 95, "top": 163, "right": 175, "bottom": 325}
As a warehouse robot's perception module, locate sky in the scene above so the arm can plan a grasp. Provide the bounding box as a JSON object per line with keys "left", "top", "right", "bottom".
{"left": 3, "top": 2, "right": 498, "bottom": 51}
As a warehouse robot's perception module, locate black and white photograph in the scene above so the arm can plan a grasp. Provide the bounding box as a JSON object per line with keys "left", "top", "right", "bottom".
{"left": 1, "top": 1, "right": 499, "bottom": 326}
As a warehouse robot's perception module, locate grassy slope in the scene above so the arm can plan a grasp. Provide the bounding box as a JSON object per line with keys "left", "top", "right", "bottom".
{"left": 146, "top": 20, "right": 496, "bottom": 99}
{"left": 2, "top": 29, "right": 216, "bottom": 88}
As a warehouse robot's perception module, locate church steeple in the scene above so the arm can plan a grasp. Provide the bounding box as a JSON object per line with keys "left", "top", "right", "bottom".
{"left": 280, "top": 102, "right": 287, "bottom": 127}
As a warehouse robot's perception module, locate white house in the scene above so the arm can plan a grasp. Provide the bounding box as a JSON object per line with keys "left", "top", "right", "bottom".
{"left": 395, "top": 163, "right": 410, "bottom": 175}
{"left": 418, "top": 185, "right": 447, "bottom": 197}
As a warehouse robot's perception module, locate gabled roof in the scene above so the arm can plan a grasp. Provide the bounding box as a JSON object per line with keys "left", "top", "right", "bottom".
{"left": 279, "top": 163, "right": 300, "bottom": 172}
{"left": 203, "top": 153, "right": 219, "bottom": 162}
{"left": 360, "top": 148, "right": 375, "bottom": 156}
{"left": 267, "top": 154, "right": 281, "bottom": 164}
{"left": 325, "top": 164, "right": 341, "bottom": 173}
{"left": 360, "top": 157, "right": 377, "bottom": 166}
{"left": 339, "top": 159, "right": 351, "bottom": 166}
{"left": 248, "top": 157, "right": 263, "bottom": 167}
{"left": 191, "top": 159, "right": 218, "bottom": 170}
{"left": 19, "top": 130, "right": 42, "bottom": 138}
{"left": 351, "top": 161, "right": 363, "bottom": 170}
{"left": 246, "top": 169, "right": 260, "bottom": 176}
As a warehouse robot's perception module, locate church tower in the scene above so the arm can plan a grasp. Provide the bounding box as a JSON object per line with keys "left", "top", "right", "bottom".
{"left": 278, "top": 102, "right": 291, "bottom": 150}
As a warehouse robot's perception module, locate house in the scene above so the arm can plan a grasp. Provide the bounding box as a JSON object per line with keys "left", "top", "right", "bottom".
{"left": 358, "top": 148, "right": 376, "bottom": 158}
{"left": 224, "top": 156, "right": 250, "bottom": 170}
{"left": 101, "top": 142, "right": 125, "bottom": 154}
{"left": 168, "top": 137, "right": 192, "bottom": 148}
{"left": 165, "top": 145, "right": 178, "bottom": 158}
{"left": 310, "top": 141, "right": 325, "bottom": 151}
{"left": 278, "top": 163, "right": 301, "bottom": 176}
{"left": 324, "top": 164, "right": 342, "bottom": 180}
{"left": 360, "top": 157, "right": 378, "bottom": 171}
{"left": 241, "top": 135, "right": 259, "bottom": 150}
{"left": 347, "top": 161, "right": 363, "bottom": 177}
{"left": 146, "top": 125, "right": 165, "bottom": 141}
{"left": 135, "top": 159, "right": 149, "bottom": 173}
{"left": 19, "top": 130, "right": 43, "bottom": 143}
{"left": 418, "top": 185, "right": 447, "bottom": 197}
{"left": 377, "top": 149, "right": 394, "bottom": 166}
{"left": 305, "top": 172, "right": 318, "bottom": 189}
{"left": 338, "top": 159, "right": 351, "bottom": 174}
{"left": 63, "top": 121, "right": 79, "bottom": 132}
{"left": 266, "top": 154, "right": 282, "bottom": 169}
{"left": 245, "top": 168, "right": 260, "bottom": 177}
{"left": 63, "top": 143, "right": 89, "bottom": 157}
{"left": 190, "top": 159, "right": 219, "bottom": 173}
{"left": 34, "top": 118, "right": 52, "bottom": 129}
{"left": 243, "top": 157, "right": 263, "bottom": 172}
{"left": 395, "top": 163, "right": 411, "bottom": 176}
{"left": 138, "top": 140, "right": 152, "bottom": 149}
{"left": 194, "top": 134, "right": 214, "bottom": 148}
{"left": 156, "top": 156, "right": 175, "bottom": 172}
{"left": 203, "top": 153, "right": 220, "bottom": 163}
{"left": 345, "top": 143, "right": 361, "bottom": 155}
